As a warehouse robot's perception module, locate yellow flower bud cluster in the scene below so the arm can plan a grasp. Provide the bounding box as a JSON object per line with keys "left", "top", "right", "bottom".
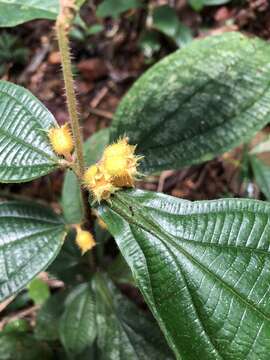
{"left": 75, "top": 226, "right": 96, "bottom": 255}
{"left": 48, "top": 124, "right": 74, "bottom": 159}
{"left": 84, "top": 137, "right": 142, "bottom": 203}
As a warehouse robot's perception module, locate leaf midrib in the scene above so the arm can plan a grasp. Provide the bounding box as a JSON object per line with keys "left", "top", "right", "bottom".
{"left": 0, "top": 224, "right": 64, "bottom": 253}
{"left": 0, "top": 126, "right": 56, "bottom": 163}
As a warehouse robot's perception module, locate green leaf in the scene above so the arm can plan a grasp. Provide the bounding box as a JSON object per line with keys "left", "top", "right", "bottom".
{"left": 59, "top": 283, "right": 96, "bottom": 355}
{"left": 3, "top": 319, "right": 30, "bottom": 334}
{"left": 250, "top": 155, "right": 270, "bottom": 200}
{"left": 111, "top": 32, "right": 270, "bottom": 174}
{"left": 0, "top": 201, "right": 66, "bottom": 302}
{"left": 62, "top": 128, "right": 109, "bottom": 224}
{"left": 83, "top": 128, "right": 110, "bottom": 166}
{"left": 48, "top": 230, "right": 86, "bottom": 284}
{"left": 203, "top": 0, "right": 231, "bottom": 5}
{"left": 96, "top": 0, "right": 141, "bottom": 19}
{"left": 0, "top": 81, "right": 59, "bottom": 183}
{"left": 93, "top": 273, "right": 173, "bottom": 360}
{"left": 107, "top": 254, "right": 135, "bottom": 285}
{"left": 188, "top": 0, "right": 204, "bottom": 11}
{"left": 86, "top": 24, "right": 104, "bottom": 36}
{"left": 62, "top": 170, "right": 83, "bottom": 224}
{"left": 152, "top": 5, "right": 192, "bottom": 47}
{"left": 27, "top": 278, "right": 50, "bottom": 305}
{"left": 0, "top": 0, "right": 59, "bottom": 27}
{"left": 35, "top": 291, "right": 67, "bottom": 341}
{"left": 0, "top": 333, "right": 53, "bottom": 360}
{"left": 188, "top": 0, "right": 231, "bottom": 10}
{"left": 99, "top": 189, "right": 270, "bottom": 359}
{"left": 139, "top": 31, "right": 161, "bottom": 59}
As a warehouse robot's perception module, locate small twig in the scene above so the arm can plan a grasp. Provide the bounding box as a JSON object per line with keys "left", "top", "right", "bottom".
{"left": 88, "top": 107, "right": 113, "bottom": 120}
{"left": 157, "top": 170, "right": 176, "bottom": 192}
{"left": 90, "top": 86, "right": 109, "bottom": 108}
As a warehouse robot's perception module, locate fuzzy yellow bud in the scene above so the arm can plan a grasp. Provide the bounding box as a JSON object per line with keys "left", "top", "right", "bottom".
{"left": 84, "top": 164, "right": 99, "bottom": 187}
{"left": 102, "top": 138, "right": 142, "bottom": 188}
{"left": 83, "top": 138, "right": 142, "bottom": 202}
{"left": 103, "top": 138, "right": 135, "bottom": 159}
{"left": 48, "top": 124, "right": 74, "bottom": 157}
{"left": 75, "top": 227, "right": 96, "bottom": 255}
{"left": 103, "top": 156, "right": 128, "bottom": 178}
{"left": 84, "top": 164, "right": 117, "bottom": 203}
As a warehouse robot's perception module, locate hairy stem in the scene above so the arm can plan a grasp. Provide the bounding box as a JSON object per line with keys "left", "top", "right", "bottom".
{"left": 56, "top": 2, "right": 92, "bottom": 228}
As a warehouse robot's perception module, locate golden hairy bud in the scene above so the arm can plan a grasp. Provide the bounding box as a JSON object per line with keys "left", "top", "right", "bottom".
{"left": 103, "top": 138, "right": 135, "bottom": 159}
{"left": 75, "top": 227, "right": 96, "bottom": 255}
{"left": 83, "top": 138, "right": 142, "bottom": 202}
{"left": 83, "top": 164, "right": 117, "bottom": 203}
{"left": 102, "top": 138, "right": 142, "bottom": 188}
{"left": 48, "top": 124, "right": 74, "bottom": 158}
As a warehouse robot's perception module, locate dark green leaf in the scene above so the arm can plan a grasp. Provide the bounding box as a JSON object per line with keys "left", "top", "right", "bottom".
{"left": 3, "top": 319, "right": 30, "bottom": 334}
{"left": 62, "top": 128, "right": 109, "bottom": 224}
{"left": 35, "top": 291, "right": 67, "bottom": 341}
{"left": 48, "top": 230, "right": 85, "bottom": 284}
{"left": 93, "top": 273, "right": 172, "bottom": 360}
{"left": 139, "top": 31, "right": 161, "bottom": 59}
{"left": 27, "top": 278, "right": 50, "bottom": 305}
{"left": 99, "top": 189, "right": 270, "bottom": 359}
{"left": 0, "top": 333, "right": 53, "bottom": 360}
{"left": 0, "top": 81, "right": 60, "bottom": 183}
{"left": 0, "top": 0, "right": 59, "bottom": 27}
{"left": 107, "top": 254, "right": 135, "bottom": 285}
{"left": 59, "top": 283, "right": 96, "bottom": 355}
{"left": 0, "top": 201, "right": 66, "bottom": 301}
{"left": 111, "top": 32, "right": 270, "bottom": 174}
{"left": 96, "top": 0, "right": 141, "bottom": 19}
{"left": 152, "top": 5, "right": 192, "bottom": 47}
{"left": 62, "top": 170, "right": 83, "bottom": 224}
{"left": 250, "top": 155, "right": 270, "bottom": 200}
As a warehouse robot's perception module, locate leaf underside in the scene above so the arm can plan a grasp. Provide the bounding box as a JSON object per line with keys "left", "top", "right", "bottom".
{"left": 111, "top": 32, "right": 270, "bottom": 174}
{"left": 99, "top": 189, "right": 270, "bottom": 359}
{"left": 0, "top": 201, "right": 66, "bottom": 301}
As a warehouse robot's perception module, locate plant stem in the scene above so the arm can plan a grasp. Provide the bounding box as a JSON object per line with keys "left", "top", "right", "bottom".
{"left": 56, "top": 2, "right": 92, "bottom": 228}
